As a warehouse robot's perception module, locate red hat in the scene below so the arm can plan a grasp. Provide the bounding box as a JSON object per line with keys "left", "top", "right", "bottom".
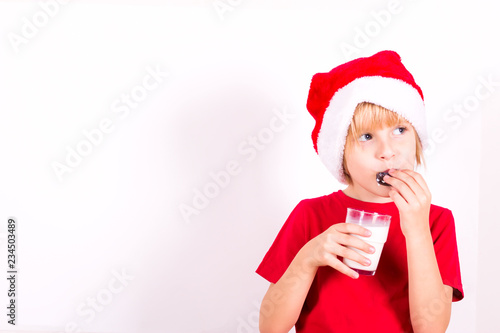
{"left": 306, "top": 50, "right": 427, "bottom": 184}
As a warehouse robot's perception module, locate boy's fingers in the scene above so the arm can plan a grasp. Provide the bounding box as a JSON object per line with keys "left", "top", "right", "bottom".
{"left": 386, "top": 169, "right": 430, "bottom": 204}
{"left": 323, "top": 253, "right": 360, "bottom": 279}
{"left": 389, "top": 169, "right": 427, "bottom": 195}
{"left": 384, "top": 175, "right": 411, "bottom": 204}
{"left": 389, "top": 188, "right": 409, "bottom": 210}
{"left": 399, "top": 169, "right": 431, "bottom": 196}
{"left": 340, "top": 245, "right": 372, "bottom": 267}
{"left": 329, "top": 241, "right": 372, "bottom": 264}
{"left": 333, "top": 222, "right": 372, "bottom": 237}
{"left": 327, "top": 225, "right": 375, "bottom": 256}
{"left": 385, "top": 170, "right": 419, "bottom": 200}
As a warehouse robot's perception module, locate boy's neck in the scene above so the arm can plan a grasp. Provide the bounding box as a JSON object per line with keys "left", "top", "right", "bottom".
{"left": 342, "top": 185, "right": 394, "bottom": 204}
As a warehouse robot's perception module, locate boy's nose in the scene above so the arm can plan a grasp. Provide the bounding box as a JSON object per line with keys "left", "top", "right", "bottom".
{"left": 377, "top": 140, "right": 396, "bottom": 160}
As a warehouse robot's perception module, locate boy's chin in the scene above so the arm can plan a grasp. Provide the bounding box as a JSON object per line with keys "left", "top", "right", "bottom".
{"left": 374, "top": 184, "right": 392, "bottom": 197}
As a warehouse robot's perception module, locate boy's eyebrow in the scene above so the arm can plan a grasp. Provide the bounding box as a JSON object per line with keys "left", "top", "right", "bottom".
{"left": 358, "top": 122, "right": 410, "bottom": 133}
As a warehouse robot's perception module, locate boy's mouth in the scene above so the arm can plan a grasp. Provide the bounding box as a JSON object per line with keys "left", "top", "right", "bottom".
{"left": 376, "top": 170, "right": 392, "bottom": 186}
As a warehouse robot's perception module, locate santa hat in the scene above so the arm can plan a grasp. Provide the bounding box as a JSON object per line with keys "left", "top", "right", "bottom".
{"left": 306, "top": 50, "right": 427, "bottom": 184}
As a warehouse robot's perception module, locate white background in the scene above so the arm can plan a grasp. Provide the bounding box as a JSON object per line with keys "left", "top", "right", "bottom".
{"left": 0, "top": 1, "right": 498, "bottom": 332}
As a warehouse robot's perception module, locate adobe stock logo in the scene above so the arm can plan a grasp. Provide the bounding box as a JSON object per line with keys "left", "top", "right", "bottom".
{"left": 7, "top": 0, "right": 71, "bottom": 54}
{"left": 424, "top": 74, "right": 499, "bottom": 155}
{"left": 51, "top": 64, "right": 168, "bottom": 182}
{"left": 339, "top": 0, "right": 404, "bottom": 60}
{"left": 179, "top": 106, "right": 296, "bottom": 224}
{"left": 212, "top": 0, "right": 244, "bottom": 20}
{"left": 59, "top": 268, "right": 134, "bottom": 333}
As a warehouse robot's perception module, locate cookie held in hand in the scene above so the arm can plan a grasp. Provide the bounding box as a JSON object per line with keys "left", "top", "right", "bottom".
{"left": 376, "top": 172, "right": 391, "bottom": 186}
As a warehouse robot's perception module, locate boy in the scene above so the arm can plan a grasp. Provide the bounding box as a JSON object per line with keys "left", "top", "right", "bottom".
{"left": 256, "top": 51, "right": 464, "bottom": 333}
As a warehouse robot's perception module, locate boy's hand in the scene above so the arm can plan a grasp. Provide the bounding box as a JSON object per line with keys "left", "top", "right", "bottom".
{"left": 302, "top": 223, "right": 375, "bottom": 279}
{"left": 384, "top": 169, "right": 432, "bottom": 238}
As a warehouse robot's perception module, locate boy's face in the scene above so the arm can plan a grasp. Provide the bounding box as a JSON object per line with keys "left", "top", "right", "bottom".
{"left": 344, "top": 121, "right": 417, "bottom": 202}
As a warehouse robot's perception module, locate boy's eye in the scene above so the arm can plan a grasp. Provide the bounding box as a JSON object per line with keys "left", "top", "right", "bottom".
{"left": 393, "top": 127, "right": 406, "bottom": 135}
{"left": 359, "top": 133, "right": 372, "bottom": 141}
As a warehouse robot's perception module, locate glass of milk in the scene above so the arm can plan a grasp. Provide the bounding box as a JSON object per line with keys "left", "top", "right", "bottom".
{"left": 342, "top": 208, "right": 391, "bottom": 276}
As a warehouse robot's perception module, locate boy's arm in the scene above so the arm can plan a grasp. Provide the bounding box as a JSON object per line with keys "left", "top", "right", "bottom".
{"left": 405, "top": 230, "right": 453, "bottom": 333}
{"left": 259, "top": 247, "right": 318, "bottom": 333}
{"left": 385, "top": 169, "right": 452, "bottom": 333}
{"left": 259, "top": 223, "right": 374, "bottom": 333}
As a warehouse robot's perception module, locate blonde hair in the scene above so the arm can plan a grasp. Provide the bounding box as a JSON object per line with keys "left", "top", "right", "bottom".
{"left": 342, "top": 102, "right": 424, "bottom": 185}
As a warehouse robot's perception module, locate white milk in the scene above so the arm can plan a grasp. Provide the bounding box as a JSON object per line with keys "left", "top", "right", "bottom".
{"left": 343, "top": 225, "right": 390, "bottom": 274}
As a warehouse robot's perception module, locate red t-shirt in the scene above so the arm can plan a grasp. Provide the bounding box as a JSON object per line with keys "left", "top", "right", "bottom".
{"left": 256, "top": 190, "right": 464, "bottom": 333}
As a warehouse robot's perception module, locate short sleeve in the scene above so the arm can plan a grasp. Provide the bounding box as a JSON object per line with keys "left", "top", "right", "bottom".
{"left": 256, "top": 201, "right": 311, "bottom": 284}
{"left": 432, "top": 208, "right": 464, "bottom": 301}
